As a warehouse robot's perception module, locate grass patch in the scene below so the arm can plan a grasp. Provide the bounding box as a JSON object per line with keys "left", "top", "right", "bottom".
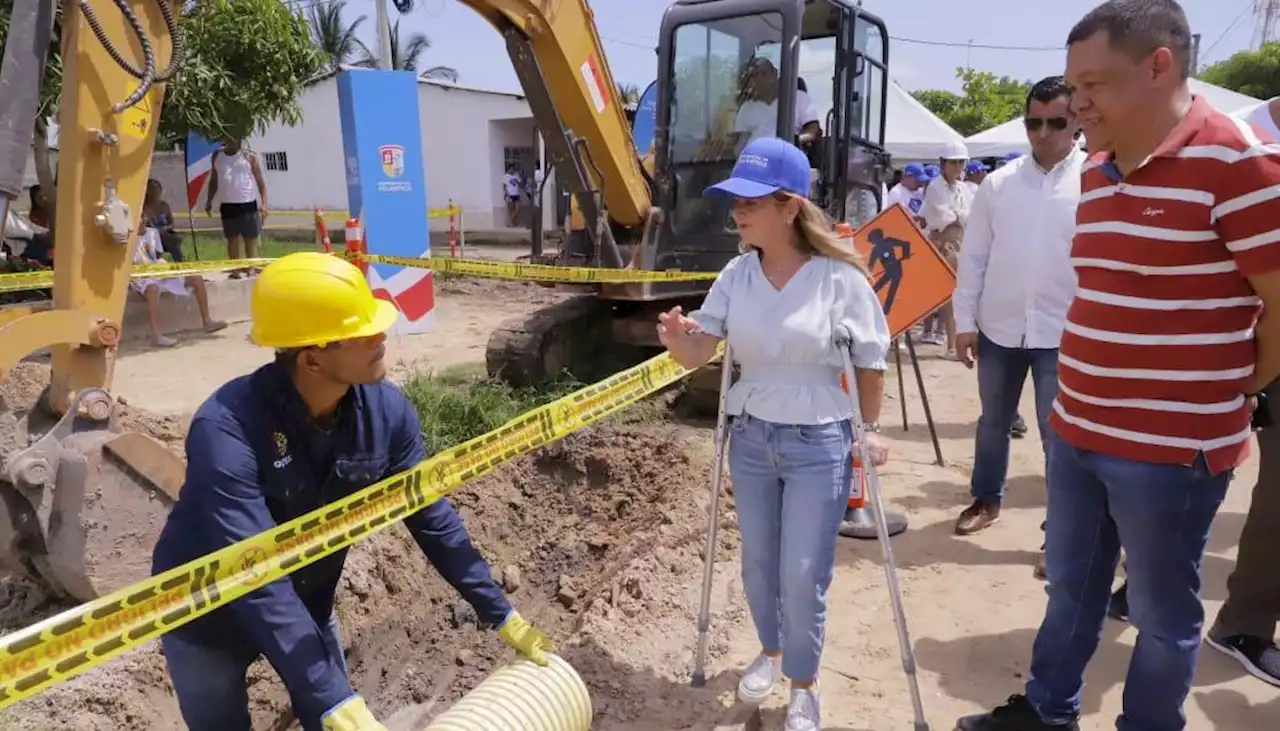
{"left": 180, "top": 233, "right": 313, "bottom": 262}
{"left": 402, "top": 364, "right": 584, "bottom": 454}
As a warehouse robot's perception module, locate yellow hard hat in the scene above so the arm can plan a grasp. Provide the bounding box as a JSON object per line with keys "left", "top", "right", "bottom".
{"left": 249, "top": 252, "right": 398, "bottom": 348}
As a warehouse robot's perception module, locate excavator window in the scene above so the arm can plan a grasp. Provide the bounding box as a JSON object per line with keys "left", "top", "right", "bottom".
{"left": 665, "top": 12, "right": 784, "bottom": 239}
{"left": 652, "top": 1, "right": 891, "bottom": 271}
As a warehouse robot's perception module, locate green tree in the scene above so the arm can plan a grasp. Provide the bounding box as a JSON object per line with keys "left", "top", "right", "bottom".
{"left": 1199, "top": 43, "right": 1280, "bottom": 100}
{"left": 162, "top": 0, "right": 325, "bottom": 144}
{"left": 912, "top": 67, "right": 1031, "bottom": 137}
{"left": 309, "top": 0, "right": 369, "bottom": 70}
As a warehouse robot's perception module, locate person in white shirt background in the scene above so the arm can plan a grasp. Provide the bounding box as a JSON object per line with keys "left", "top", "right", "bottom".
{"left": 964, "top": 160, "right": 989, "bottom": 195}
{"left": 502, "top": 165, "right": 521, "bottom": 227}
{"left": 950, "top": 75, "right": 1083, "bottom": 544}
{"left": 733, "top": 59, "right": 823, "bottom": 144}
{"left": 921, "top": 140, "right": 973, "bottom": 360}
{"left": 884, "top": 163, "right": 930, "bottom": 225}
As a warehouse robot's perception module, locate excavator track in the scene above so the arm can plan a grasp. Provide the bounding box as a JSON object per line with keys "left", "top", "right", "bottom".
{"left": 487, "top": 295, "right": 631, "bottom": 388}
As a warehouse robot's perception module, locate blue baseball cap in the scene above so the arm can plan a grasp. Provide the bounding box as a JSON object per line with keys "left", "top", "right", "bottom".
{"left": 1002, "top": 152, "right": 1023, "bottom": 162}
{"left": 924, "top": 164, "right": 940, "bottom": 179}
{"left": 966, "top": 160, "right": 989, "bottom": 174}
{"left": 903, "top": 163, "right": 927, "bottom": 180}
{"left": 703, "top": 137, "right": 811, "bottom": 199}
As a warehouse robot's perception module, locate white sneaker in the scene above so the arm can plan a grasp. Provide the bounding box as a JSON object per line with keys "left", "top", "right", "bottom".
{"left": 736, "top": 653, "right": 780, "bottom": 704}
{"left": 785, "top": 687, "right": 820, "bottom": 731}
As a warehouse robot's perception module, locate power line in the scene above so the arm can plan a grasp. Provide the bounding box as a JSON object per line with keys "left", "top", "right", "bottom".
{"left": 1199, "top": 2, "right": 1254, "bottom": 65}
{"left": 889, "top": 35, "right": 1061, "bottom": 52}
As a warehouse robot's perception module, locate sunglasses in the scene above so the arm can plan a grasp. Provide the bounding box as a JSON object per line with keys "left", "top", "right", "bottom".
{"left": 1024, "top": 116, "right": 1070, "bottom": 132}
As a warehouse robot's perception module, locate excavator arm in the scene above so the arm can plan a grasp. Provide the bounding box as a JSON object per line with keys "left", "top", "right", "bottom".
{"left": 459, "top": 0, "right": 654, "bottom": 267}
{"left": 0, "top": 0, "right": 185, "bottom": 601}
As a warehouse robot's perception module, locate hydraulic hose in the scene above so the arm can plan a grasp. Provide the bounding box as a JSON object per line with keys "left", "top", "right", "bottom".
{"left": 423, "top": 654, "right": 592, "bottom": 731}
{"left": 79, "top": 0, "right": 183, "bottom": 112}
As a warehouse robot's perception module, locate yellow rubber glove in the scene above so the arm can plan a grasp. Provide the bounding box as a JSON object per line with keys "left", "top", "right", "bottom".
{"left": 496, "top": 610, "right": 552, "bottom": 666}
{"left": 321, "top": 696, "right": 386, "bottom": 731}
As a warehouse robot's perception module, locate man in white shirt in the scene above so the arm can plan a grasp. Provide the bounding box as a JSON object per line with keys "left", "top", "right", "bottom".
{"left": 733, "top": 60, "right": 822, "bottom": 143}
{"left": 1199, "top": 94, "right": 1280, "bottom": 686}
{"left": 502, "top": 166, "right": 521, "bottom": 226}
{"left": 921, "top": 140, "right": 973, "bottom": 358}
{"left": 950, "top": 76, "right": 1083, "bottom": 537}
{"left": 884, "top": 163, "right": 929, "bottom": 224}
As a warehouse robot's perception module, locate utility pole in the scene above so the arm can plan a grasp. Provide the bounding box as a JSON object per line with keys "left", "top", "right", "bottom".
{"left": 376, "top": 0, "right": 393, "bottom": 70}
{"left": 1190, "top": 32, "right": 1201, "bottom": 75}
{"left": 966, "top": 38, "right": 973, "bottom": 69}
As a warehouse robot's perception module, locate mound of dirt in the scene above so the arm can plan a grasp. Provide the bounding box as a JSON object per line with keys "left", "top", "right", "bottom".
{"left": 0, "top": 386, "right": 747, "bottom": 730}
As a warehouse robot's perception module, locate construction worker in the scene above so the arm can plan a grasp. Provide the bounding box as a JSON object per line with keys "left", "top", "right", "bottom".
{"left": 150, "top": 252, "right": 551, "bottom": 731}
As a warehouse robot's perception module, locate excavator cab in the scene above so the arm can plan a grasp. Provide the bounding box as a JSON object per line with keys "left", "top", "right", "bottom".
{"left": 649, "top": 0, "right": 890, "bottom": 276}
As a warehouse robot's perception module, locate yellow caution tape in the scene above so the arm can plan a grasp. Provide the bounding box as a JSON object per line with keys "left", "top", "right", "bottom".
{"left": 360, "top": 253, "right": 719, "bottom": 284}
{"left": 0, "top": 259, "right": 274, "bottom": 295}
{"left": 0, "top": 248, "right": 721, "bottom": 295}
{"left": 0, "top": 344, "right": 723, "bottom": 709}
{"left": 191, "top": 206, "right": 460, "bottom": 219}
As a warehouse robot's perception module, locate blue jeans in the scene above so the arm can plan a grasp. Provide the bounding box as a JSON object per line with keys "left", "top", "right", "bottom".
{"left": 1026, "top": 435, "right": 1231, "bottom": 730}
{"left": 161, "top": 613, "right": 349, "bottom": 731}
{"left": 970, "top": 332, "right": 1058, "bottom": 505}
{"left": 728, "top": 413, "right": 853, "bottom": 682}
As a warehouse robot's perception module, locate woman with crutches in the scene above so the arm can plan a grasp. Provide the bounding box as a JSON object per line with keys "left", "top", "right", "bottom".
{"left": 657, "top": 137, "right": 891, "bottom": 731}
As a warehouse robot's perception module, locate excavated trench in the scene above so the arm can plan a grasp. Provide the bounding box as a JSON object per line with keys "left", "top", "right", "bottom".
{"left": 0, "top": 361, "right": 749, "bottom": 731}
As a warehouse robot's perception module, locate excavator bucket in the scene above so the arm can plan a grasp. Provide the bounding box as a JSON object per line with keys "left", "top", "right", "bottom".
{"left": 0, "top": 388, "right": 182, "bottom": 601}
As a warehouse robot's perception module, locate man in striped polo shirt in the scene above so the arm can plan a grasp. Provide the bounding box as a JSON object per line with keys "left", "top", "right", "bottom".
{"left": 958, "top": 2, "right": 1280, "bottom": 730}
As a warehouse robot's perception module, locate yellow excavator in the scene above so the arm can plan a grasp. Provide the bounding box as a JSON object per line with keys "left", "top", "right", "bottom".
{"left": 0, "top": 0, "right": 890, "bottom": 605}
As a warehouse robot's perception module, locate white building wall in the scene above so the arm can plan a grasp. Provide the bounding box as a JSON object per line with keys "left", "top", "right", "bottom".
{"left": 246, "top": 75, "right": 544, "bottom": 231}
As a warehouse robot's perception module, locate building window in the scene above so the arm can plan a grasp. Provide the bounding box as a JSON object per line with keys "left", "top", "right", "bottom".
{"left": 263, "top": 151, "right": 289, "bottom": 172}
{"left": 503, "top": 146, "right": 533, "bottom": 176}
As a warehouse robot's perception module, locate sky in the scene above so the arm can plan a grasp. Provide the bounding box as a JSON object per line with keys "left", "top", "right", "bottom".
{"left": 319, "top": 0, "right": 1261, "bottom": 96}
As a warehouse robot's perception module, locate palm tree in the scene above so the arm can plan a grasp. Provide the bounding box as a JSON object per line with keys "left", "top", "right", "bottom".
{"left": 359, "top": 19, "right": 458, "bottom": 81}
{"left": 617, "top": 83, "right": 641, "bottom": 106}
{"left": 308, "top": 0, "right": 369, "bottom": 70}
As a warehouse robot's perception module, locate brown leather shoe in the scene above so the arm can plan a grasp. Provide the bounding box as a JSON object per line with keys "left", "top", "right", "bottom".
{"left": 955, "top": 500, "right": 1000, "bottom": 535}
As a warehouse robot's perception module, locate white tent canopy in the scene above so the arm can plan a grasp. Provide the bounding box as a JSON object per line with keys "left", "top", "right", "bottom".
{"left": 963, "top": 78, "right": 1263, "bottom": 159}
{"left": 885, "top": 80, "right": 966, "bottom": 162}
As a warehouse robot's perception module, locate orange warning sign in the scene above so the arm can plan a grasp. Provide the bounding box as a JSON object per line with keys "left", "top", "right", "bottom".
{"left": 849, "top": 203, "right": 956, "bottom": 339}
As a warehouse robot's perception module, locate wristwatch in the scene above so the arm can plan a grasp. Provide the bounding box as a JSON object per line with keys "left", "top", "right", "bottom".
{"left": 861, "top": 422, "right": 881, "bottom": 433}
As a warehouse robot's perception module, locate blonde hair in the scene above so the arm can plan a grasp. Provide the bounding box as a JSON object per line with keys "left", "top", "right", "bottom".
{"left": 741, "top": 195, "right": 868, "bottom": 275}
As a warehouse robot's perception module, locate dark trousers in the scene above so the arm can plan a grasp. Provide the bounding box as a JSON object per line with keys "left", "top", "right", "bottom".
{"left": 970, "top": 332, "right": 1058, "bottom": 505}
{"left": 1027, "top": 434, "right": 1230, "bottom": 730}
{"left": 1212, "top": 385, "right": 1280, "bottom": 640}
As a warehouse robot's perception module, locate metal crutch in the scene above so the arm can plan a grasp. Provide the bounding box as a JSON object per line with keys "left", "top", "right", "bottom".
{"left": 835, "top": 328, "right": 931, "bottom": 731}
{"left": 691, "top": 345, "right": 735, "bottom": 688}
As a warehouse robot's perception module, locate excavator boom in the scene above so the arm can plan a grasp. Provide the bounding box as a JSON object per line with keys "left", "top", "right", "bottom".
{"left": 0, "top": 0, "right": 185, "bottom": 601}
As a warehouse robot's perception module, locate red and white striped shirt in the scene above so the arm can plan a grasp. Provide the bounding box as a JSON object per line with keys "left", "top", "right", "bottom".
{"left": 1052, "top": 95, "right": 1280, "bottom": 474}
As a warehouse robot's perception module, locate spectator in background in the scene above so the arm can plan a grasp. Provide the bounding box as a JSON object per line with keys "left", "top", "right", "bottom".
{"left": 144, "top": 179, "right": 184, "bottom": 263}
{"left": 964, "top": 160, "right": 989, "bottom": 194}
{"left": 503, "top": 164, "right": 521, "bottom": 227}
{"left": 27, "top": 184, "right": 49, "bottom": 229}
{"left": 205, "top": 138, "right": 267, "bottom": 278}
{"left": 950, "top": 76, "right": 1083, "bottom": 549}
{"left": 922, "top": 141, "right": 973, "bottom": 360}
{"left": 884, "top": 163, "right": 929, "bottom": 225}
{"left": 131, "top": 227, "right": 225, "bottom": 348}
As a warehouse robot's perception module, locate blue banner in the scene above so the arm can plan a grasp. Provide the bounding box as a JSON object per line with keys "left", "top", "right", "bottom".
{"left": 632, "top": 81, "right": 658, "bottom": 155}
{"left": 337, "top": 69, "right": 434, "bottom": 333}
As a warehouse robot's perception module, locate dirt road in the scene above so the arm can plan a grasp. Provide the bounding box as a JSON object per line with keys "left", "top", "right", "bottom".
{"left": 1, "top": 276, "right": 1275, "bottom": 730}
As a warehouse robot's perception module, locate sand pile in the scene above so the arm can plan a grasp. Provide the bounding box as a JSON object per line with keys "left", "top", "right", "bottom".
{"left": 0, "top": 362, "right": 747, "bottom": 730}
